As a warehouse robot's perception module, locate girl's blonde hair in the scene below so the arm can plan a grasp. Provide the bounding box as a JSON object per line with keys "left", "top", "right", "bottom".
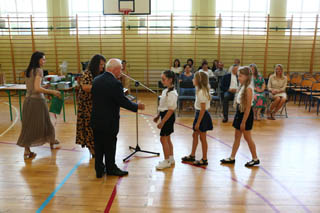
{"left": 194, "top": 71, "right": 211, "bottom": 101}
{"left": 239, "top": 66, "right": 252, "bottom": 112}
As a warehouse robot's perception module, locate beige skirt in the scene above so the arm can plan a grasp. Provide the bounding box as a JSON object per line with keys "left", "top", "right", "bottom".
{"left": 270, "top": 92, "right": 287, "bottom": 100}
{"left": 17, "top": 97, "right": 55, "bottom": 147}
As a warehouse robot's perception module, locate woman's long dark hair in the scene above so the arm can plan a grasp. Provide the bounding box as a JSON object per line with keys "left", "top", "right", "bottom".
{"left": 173, "top": 59, "right": 181, "bottom": 67}
{"left": 88, "top": 54, "right": 106, "bottom": 78}
{"left": 25, "top": 51, "right": 45, "bottom": 78}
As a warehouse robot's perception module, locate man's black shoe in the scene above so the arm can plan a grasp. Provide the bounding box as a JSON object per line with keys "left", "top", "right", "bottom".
{"left": 107, "top": 168, "right": 129, "bottom": 176}
{"left": 222, "top": 117, "right": 228, "bottom": 123}
{"left": 96, "top": 170, "right": 105, "bottom": 178}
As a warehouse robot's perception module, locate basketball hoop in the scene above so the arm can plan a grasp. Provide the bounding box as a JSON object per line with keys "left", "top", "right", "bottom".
{"left": 120, "top": 8, "right": 132, "bottom": 15}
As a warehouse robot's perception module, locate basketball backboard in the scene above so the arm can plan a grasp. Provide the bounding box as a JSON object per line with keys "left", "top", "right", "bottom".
{"left": 103, "top": 0, "right": 151, "bottom": 15}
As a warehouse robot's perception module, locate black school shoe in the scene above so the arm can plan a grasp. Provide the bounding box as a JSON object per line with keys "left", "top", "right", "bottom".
{"left": 193, "top": 159, "right": 208, "bottom": 166}
{"left": 220, "top": 157, "right": 236, "bottom": 164}
{"left": 181, "top": 155, "right": 195, "bottom": 162}
{"left": 245, "top": 159, "right": 260, "bottom": 167}
{"left": 107, "top": 167, "right": 129, "bottom": 176}
{"left": 96, "top": 168, "right": 106, "bottom": 178}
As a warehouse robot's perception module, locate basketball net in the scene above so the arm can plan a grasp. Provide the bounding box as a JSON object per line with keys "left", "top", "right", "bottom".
{"left": 120, "top": 8, "right": 132, "bottom": 16}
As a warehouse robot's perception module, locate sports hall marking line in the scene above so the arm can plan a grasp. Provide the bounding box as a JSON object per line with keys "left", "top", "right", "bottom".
{"left": 0, "top": 102, "right": 19, "bottom": 137}
{"left": 0, "top": 142, "right": 83, "bottom": 153}
{"left": 139, "top": 112, "right": 311, "bottom": 213}
{"left": 0, "top": 141, "right": 83, "bottom": 153}
{"left": 106, "top": 114, "right": 279, "bottom": 211}
{"left": 182, "top": 162, "right": 280, "bottom": 212}
{"left": 36, "top": 155, "right": 87, "bottom": 213}
{"left": 104, "top": 114, "right": 158, "bottom": 212}
{"left": 104, "top": 161, "right": 130, "bottom": 213}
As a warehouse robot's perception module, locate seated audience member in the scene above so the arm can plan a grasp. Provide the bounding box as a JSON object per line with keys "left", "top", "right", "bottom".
{"left": 267, "top": 64, "right": 287, "bottom": 120}
{"left": 180, "top": 64, "right": 195, "bottom": 110}
{"left": 198, "top": 59, "right": 211, "bottom": 71}
{"left": 250, "top": 64, "right": 267, "bottom": 121}
{"left": 186, "top": 58, "right": 196, "bottom": 73}
{"left": 171, "top": 59, "right": 183, "bottom": 75}
{"left": 228, "top": 58, "right": 240, "bottom": 73}
{"left": 199, "top": 60, "right": 214, "bottom": 78}
{"left": 180, "top": 64, "right": 194, "bottom": 84}
{"left": 220, "top": 64, "right": 239, "bottom": 123}
{"left": 214, "top": 61, "right": 227, "bottom": 80}
{"left": 212, "top": 59, "right": 219, "bottom": 72}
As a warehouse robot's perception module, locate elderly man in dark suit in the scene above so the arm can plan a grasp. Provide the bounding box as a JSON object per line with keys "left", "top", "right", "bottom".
{"left": 91, "top": 58, "right": 145, "bottom": 178}
{"left": 220, "top": 64, "right": 239, "bottom": 123}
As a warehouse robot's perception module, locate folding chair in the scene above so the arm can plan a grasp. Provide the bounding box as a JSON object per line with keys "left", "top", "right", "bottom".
{"left": 177, "top": 81, "right": 195, "bottom": 116}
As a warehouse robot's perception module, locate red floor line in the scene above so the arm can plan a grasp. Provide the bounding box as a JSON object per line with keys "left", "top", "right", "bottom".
{"left": 104, "top": 161, "right": 130, "bottom": 213}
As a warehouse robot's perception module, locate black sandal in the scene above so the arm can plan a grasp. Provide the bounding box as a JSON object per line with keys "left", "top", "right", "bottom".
{"left": 245, "top": 159, "right": 260, "bottom": 167}
{"left": 24, "top": 152, "right": 37, "bottom": 160}
{"left": 193, "top": 159, "right": 208, "bottom": 166}
{"left": 181, "top": 155, "right": 195, "bottom": 162}
{"left": 220, "top": 157, "right": 235, "bottom": 164}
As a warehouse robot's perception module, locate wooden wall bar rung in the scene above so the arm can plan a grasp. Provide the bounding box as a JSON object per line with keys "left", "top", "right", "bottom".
{"left": 263, "top": 15, "right": 270, "bottom": 78}
{"left": 76, "top": 15, "right": 81, "bottom": 73}
{"left": 122, "top": 15, "right": 126, "bottom": 61}
{"left": 7, "top": 16, "right": 17, "bottom": 83}
{"left": 309, "top": 14, "right": 319, "bottom": 74}
{"left": 240, "top": 14, "right": 246, "bottom": 66}
{"left": 169, "top": 13, "right": 173, "bottom": 69}
{"left": 287, "top": 15, "right": 293, "bottom": 75}
{"left": 30, "top": 15, "right": 36, "bottom": 52}
{"left": 146, "top": 16, "right": 150, "bottom": 86}
{"left": 193, "top": 15, "right": 198, "bottom": 67}
{"left": 53, "top": 17, "right": 59, "bottom": 74}
{"left": 217, "top": 14, "right": 222, "bottom": 61}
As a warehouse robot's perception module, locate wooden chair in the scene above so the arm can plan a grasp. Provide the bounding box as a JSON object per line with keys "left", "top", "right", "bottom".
{"left": 302, "top": 82, "right": 320, "bottom": 112}
{"left": 303, "top": 73, "right": 313, "bottom": 79}
{"left": 289, "top": 75, "right": 302, "bottom": 103}
{"left": 266, "top": 93, "right": 288, "bottom": 118}
{"left": 297, "top": 80, "right": 314, "bottom": 106}
{"left": 314, "top": 96, "right": 320, "bottom": 115}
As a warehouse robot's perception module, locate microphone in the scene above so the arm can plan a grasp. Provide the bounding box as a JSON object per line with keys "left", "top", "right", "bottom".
{"left": 121, "top": 72, "right": 157, "bottom": 95}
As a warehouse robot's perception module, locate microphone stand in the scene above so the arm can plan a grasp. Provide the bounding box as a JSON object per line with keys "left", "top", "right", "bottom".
{"left": 121, "top": 73, "right": 160, "bottom": 162}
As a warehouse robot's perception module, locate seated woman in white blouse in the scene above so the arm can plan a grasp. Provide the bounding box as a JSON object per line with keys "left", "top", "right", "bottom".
{"left": 171, "top": 59, "right": 183, "bottom": 75}
{"left": 267, "top": 64, "right": 287, "bottom": 120}
{"left": 199, "top": 60, "right": 214, "bottom": 78}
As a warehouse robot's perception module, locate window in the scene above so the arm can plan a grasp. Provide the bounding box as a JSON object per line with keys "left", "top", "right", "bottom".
{"left": 287, "top": 0, "right": 320, "bottom": 35}
{"left": 69, "top": 0, "right": 122, "bottom": 34}
{"left": 216, "top": 0, "right": 270, "bottom": 35}
{"left": 0, "top": 0, "right": 48, "bottom": 35}
{"left": 139, "top": 0, "right": 192, "bottom": 34}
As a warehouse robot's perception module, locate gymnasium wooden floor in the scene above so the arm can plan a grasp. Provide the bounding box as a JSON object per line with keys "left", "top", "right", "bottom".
{"left": 0, "top": 92, "right": 319, "bottom": 213}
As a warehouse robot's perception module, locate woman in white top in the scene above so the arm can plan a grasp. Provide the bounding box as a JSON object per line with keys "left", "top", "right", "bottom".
{"left": 181, "top": 71, "right": 213, "bottom": 166}
{"left": 154, "top": 70, "right": 178, "bottom": 170}
{"left": 267, "top": 64, "right": 287, "bottom": 120}
{"left": 170, "top": 59, "right": 183, "bottom": 75}
{"left": 199, "top": 60, "right": 214, "bottom": 78}
{"left": 221, "top": 66, "right": 260, "bottom": 167}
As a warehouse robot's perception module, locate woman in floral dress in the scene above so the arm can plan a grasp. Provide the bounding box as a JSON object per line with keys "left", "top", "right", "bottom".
{"left": 250, "top": 64, "right": 267, "bottom": 121}
{"left": 76, "top": 54, "right": 106, "bottom": 157}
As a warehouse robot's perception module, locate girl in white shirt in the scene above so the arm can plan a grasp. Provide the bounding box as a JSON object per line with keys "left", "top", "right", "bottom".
{"left": 220, "top": 67, "right": 260, "bottom": 167}
{"left": 181, "top": 71, "right": 213, "bottom": 166}
{"left": 154, "top": 70, "right": 178, "bottom": 170}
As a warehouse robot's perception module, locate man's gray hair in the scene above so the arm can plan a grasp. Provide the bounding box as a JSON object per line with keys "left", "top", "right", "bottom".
{"left": 106, "top": 58, "right": 122, "bottom": 70}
